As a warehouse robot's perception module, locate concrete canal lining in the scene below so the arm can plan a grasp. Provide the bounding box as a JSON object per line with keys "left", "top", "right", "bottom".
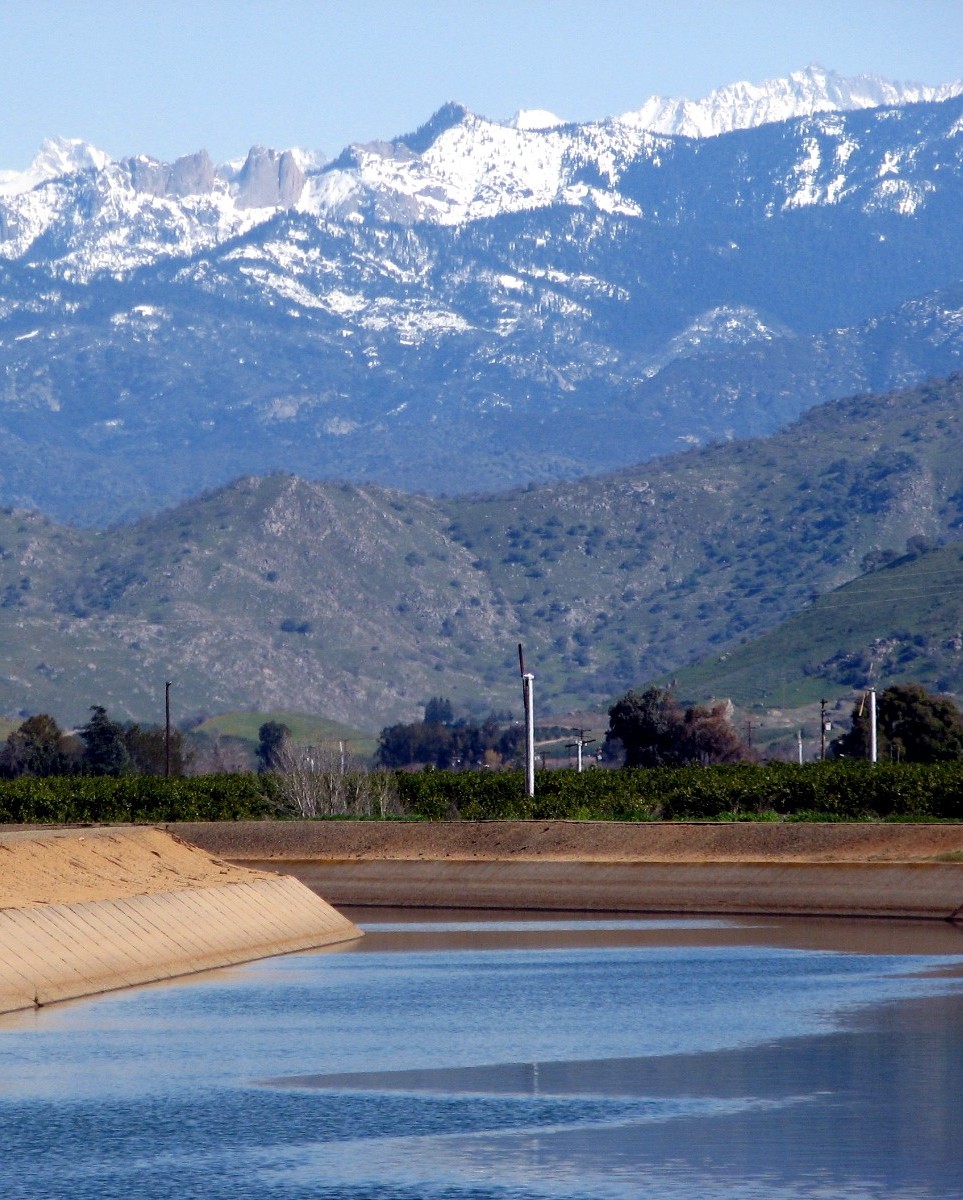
{"left": 173, "top": 820, "right": 963, "bottom": 920}
{"left": 0, "top": 826, "right": 362, "bottom": 1016}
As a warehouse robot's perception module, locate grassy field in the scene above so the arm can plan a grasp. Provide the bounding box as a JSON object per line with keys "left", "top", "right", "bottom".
{"left": 193, "top": 711, "right": 378, "bottom": 762}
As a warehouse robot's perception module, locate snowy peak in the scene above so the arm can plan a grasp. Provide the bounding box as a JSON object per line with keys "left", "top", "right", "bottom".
{"left": 298, "top": 78, "right": 963, "bottom": 227}
{"left": 510, "top": 109, "right": 566, "bottom": 130}
{"left": 620, "top": 65, "right": 963, "bottom": 138}
{"left": 32, "top": 136, "right": 113, "bottom": 178}
{"left": 0, "top": 136, "right": 112, "bottom": 195}
{"left": 5, "top": 70, "right": 963, "bottom": 531}
{"left": 300, "top": 103, "right": 664, "bottom": 226}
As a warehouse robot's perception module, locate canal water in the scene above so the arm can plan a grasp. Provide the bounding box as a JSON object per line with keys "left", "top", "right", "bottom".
{"left": 1, "top": 910, "right": 962, "bottom": 1199}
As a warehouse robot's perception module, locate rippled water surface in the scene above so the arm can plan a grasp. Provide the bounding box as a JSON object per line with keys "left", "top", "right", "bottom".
{"left": 2, "top": 910, "right": 963, "bottom": 1199}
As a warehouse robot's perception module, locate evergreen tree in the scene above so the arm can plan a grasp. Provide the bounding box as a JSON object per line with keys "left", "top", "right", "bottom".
{"left": 123, "top": 723, "right": 187, "bottom": 776}
{"left": 79, "top": 706, "right": 131, "bottom": 776}
{"left": 0, "top": 713, "right": 73, "bottom": 777}
{"left": 423, "top": 696, "right": 454, "bottom": 725}
{"left": 606, "top": 687, "right": 686, "bottom": 767}
{"left": 256, "top": 721, "right": 291, "bottom": 771}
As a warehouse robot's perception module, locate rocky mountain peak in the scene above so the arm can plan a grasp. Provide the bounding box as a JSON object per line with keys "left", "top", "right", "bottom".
{"left": 395, "top": 102, "right": 472, "bottom": 154}
{"left": 168, "top": 150, "right": 217, "bottom": 198}
{"left": 126, "top": 149, "right": 216, "bottom": 198}
{"left": 234, "top": 145, "right": 305, "bottom": 208}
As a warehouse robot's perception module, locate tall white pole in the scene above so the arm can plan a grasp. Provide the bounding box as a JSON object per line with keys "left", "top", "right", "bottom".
{"left": 797, "top": 730, "right": 803, "bottom": 765}
{"left": 523, "top": 673, "right": 535, "bottom": 798}
{"left": 869, "top": 687, "right": 877, "bottom": 764}
{"left": 518, "top": 644, "right": 535, "bottom": 799}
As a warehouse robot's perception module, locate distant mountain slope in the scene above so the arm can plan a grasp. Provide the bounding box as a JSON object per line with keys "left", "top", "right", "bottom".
{"left": 3, "top": 80, "right": 963, "bottom": 520}
{"left": 670, "top": 541, "right": 963, "bottom": 708}
{"left": 619, "top": 64, "right": 963, "bottom": 138}
{"left": 1, "top": 373, "right": 962, "bottom": 728}
{"left": 443, "top": 372, "right": 963, "bottom": 708}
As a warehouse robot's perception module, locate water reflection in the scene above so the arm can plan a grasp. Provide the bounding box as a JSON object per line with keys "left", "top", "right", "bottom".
{"left": 263, "top": 985, "right": 963, "bottom": 1197}
{"left": 0, "top": 912, "right": 961, "bottom": 1200}
{"left": 346, "top": 907, "right": 963, "bottom": 957}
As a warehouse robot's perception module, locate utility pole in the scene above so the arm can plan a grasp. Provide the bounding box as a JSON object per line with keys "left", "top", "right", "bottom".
{"left": 820, "top": 698, "right": 828, "bottom": 761}
{"left": 565, "top": 729, "right": 596, "bottom": 773}
{"left": 165, "top": 680, "right": 172, "bottom": 778}
{"left": 869, "top": 687, "right": 878, "bottom": 765}
{"left": 518, "top": 643, "right": 535, "bottom": 798}
{"left": 797, "top": 729, "right": 804, "bottom": 765}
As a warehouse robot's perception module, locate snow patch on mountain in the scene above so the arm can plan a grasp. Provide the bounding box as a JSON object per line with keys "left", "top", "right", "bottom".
{"left": 672, "top": 306, "right": 787, "bottom": 351}
{"left": 0, "top": 162, "right": 270, "bottom": 277}
{"left": 867, "top": 177, "right": 935, "bottom": 216}
{"left": 361, "top": 301, "right": 473, "bottom": 342}
{"left": 636, "top": 306, "right": 790, "bottom": 381}
{"left": 510, "top": 109, "right": 566, "bottom": 130}
{"left": 299, "top": 109, "right": 665, "bottom": 225}
{"left": 620, "top": 64, "right": 963, "bottom": 138}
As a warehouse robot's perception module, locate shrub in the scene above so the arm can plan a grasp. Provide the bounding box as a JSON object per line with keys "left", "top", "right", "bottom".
{"left": 393, "top": 762, "right": 963, "bottom": 822}
{"left": 3, "top": 762, "right": 963, "bottom": 825}
{"left": 0, "top": 774, "right": 276, "bottom": 824}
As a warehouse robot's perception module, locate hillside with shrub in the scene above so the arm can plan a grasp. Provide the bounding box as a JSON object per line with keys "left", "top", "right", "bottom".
{"left": 0, "top": 374, "right": 962, "bottom": 726}
{"left": 671, "top": 541, "right": 963, "bottom": 708}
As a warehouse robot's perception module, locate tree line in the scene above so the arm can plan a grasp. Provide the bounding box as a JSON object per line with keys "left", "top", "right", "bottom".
{"left": 830, "top": 683, "right": 963, "bottom": 762}
{"left": 375, "top": 698, "right": 525, "bottom": 770}
{"left": 365, "top": 683, "right": 963, "bottom": 774}
{"left": 3, "top": 681, "right": 961, "bottom": 785}
{"left": 605, "top": 682, "right": 963, "bottom": 766}
{"left": 0, "top": 707, "right": 186, "bottom": 779}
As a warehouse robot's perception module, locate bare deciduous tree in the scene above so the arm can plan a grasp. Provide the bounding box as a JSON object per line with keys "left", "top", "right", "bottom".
{"left": 272, "top": 740, "right": 398, "bottom": 818}
{"left": 188, "top": 733, "right": 253, "bottom": 775}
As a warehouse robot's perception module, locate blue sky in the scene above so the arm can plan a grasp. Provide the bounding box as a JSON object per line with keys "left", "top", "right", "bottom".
{"left": 2, "top": 0, "right": 962, "bottom": 167}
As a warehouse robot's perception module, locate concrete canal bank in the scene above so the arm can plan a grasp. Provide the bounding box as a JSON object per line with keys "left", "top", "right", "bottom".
{"left": 4, "top": 820, "right": 962, "bottom": 1017}
{"left": 0, "top": 826, "right": 362, "bottom": 1016}
{"left": 173, "top": 820, "right": 963, "bottom": 921}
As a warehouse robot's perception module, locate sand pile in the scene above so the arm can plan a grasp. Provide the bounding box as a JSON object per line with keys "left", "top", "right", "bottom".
{"left": 0, "top": 826, "right": 262, "bottom": 909}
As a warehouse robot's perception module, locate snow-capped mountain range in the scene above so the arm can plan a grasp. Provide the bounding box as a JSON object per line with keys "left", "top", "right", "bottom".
{"left": 0, "top": 65, "right": 960, "bottom": 288}
{"left": 616, "top": 63, "right": 963, "bottom": 137}
{"left": 3, "top": 65, "right": 963, "bottom": 523}
{"left": 2, "top": 65, "right": 962, "bottom": 250}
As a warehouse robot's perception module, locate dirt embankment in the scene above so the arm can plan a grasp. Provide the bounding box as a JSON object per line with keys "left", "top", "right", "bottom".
{"left": 172, "top": 820, "right": 963, "bottom": 921}
{"left": 171, "top": 819, "right": 963, "bottom": 865}
{"left": 0, "top": 826, "right": 265, "bottom": 910}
